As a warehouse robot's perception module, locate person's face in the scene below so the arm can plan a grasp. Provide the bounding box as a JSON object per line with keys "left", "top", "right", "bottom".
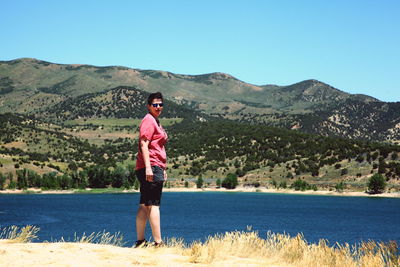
{"left": 148, "top": 98, "right": 163, "bottom": 118}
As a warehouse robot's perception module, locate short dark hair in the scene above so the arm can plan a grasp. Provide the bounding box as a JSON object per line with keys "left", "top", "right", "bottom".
{"left": 147, "top": 92, "right": 163, "bottom": 105}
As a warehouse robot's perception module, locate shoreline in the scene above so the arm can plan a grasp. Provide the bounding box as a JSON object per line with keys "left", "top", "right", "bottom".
{"left": 163, "top": 187, "right": 400, "bottom": 198}
{"left": 1, "top": 186, "right": 399, "bottom": 198}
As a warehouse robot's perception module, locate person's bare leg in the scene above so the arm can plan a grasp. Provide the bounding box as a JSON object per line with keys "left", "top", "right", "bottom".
{"left": 148, "top": 205, "right": 162, "bottom": 243}
{"left": 136, "top": 204, "right": 149, "bottom": 241}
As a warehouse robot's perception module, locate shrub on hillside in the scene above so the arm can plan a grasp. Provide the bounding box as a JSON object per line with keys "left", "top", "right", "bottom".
{"left": 335, "top": 181, "right": 345, "bottom": 192}
{"left": 312, "top": 184, "right": 318, "bottom": 191}
{"left": 0, "top": 172, "right": 6, "bottom": 190}
{"left": 367, "top": 174, "right": 386, "bottom": 194}
{"left": 196, "top": 176, "right": 203, "bottom": 188}
{"left": 279, "top": 181, "right": 287, "bottom": 189}
{"left": 222, "top": 173, "right": 238, "bottom": 189}
{"left": 216, "top": 178, "right": 221, "bottom": 188}
{"left": 290, "top": 179, "right": 311, "bottom": 191}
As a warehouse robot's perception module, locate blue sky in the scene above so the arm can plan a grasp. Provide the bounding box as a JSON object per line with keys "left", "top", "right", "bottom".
{"left": 1, "top": 0, "right": 399, "bottom": 102}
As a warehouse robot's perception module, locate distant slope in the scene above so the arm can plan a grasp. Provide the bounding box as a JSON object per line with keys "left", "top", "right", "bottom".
{"left": 1, "top": 57, "right": 399, "bottom": 142}
{"left": 0, "top": 58, "right": 377, "bottom": 114}
{"left": 233, "top": 97, "right": 400, "bottom": 143}
{"left": 36, "top": 86, "right": 208, "bottom": 123}
{"left": 295, "top": 99, "right": 400, "bottom": 142}
{"left": 0, "top": 58, "right": 270, "bottom": 113}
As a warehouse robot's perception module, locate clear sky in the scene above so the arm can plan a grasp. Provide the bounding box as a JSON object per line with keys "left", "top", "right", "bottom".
{"left": 1, "top": 0, "right": 399, "bottom": 102}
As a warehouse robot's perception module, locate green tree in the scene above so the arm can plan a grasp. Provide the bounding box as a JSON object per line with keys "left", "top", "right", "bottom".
{"left": 291, "top": 179, "right": 310, "bottom": 191}
{"left": 184, "top": 180, "right": 189, "bottom": 188}
{"left": 234, "top": 159, "right": 241, "bottom": 168}
{"left": 312, "top": 184, "right": 318, "bottom": 191}
{"left": 216, "top": 178, "right": 221, "bottom": 188}
{"left": 41, "top": 172, "right": 59, "bottom": 189}
{"left": 356, "top": 155, "right": 364, "bottom": 163}
{"left": 190, "top": 166, "right": 201, "bottom": 176}
{"left": 222, "top": 173, "right": 238, "bottom": 189}
{"left": 111, "top": 166, "right": 127, "bottom": 188}
{"left": 133, "top": 178, "right": 140, "bottom": 190}
{"left": 278, "top": 181, "right": 287, "bottom": 189}
{"left": 235, "top": 168, "right": 246, "bottom": 177}
{"left": 196, "top": 176, "right": 204, "bottom": 188}
{"left": 16, "top": 169, "right": 28, "bottom": 189}
{"left": 68, "top": 161, "right": 78, "bottom": 171}
{"left": 27, "top": 170, "right": 41, "bottom": 188}
{"left": 59, "top": 174, "right": 72, "bottom": 189}
{"left": 8, "top": 179, "right": 17, "bottom": 189}
{"left": 124, "top": 164, "right": 137, "bottom": 188}
{"left": 0, "top": 172, "right": 6, "bottom": 190}
{"left": 367, "top": 173, "right": 386, "bottom": 194}
{"left": 87, "top": 165, "right": 110, "bottom": 188}
{"left": 335, "top": 181, "right": 345, "bottom": 192}
{"left": 71, "top": 170, "right": 88, "bottom": 189}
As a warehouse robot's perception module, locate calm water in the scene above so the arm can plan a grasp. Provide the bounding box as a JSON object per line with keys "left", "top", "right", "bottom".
{"left": 0, "top": 192, "right": 399, "bottom": 247}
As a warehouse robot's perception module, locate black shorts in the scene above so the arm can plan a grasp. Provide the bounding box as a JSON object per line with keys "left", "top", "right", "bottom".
{"left": 136, "top": 166, "right": 165, "bottom": 206}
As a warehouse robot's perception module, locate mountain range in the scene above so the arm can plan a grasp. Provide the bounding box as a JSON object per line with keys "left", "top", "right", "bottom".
{"left": 1, "top": 58, "right": 399, "bottom": 142}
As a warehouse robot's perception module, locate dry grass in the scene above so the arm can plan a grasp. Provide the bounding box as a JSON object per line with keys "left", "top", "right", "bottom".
{"left": 0, "top": 225, "right": 40, "bottom": 243}
{"left": 0, "top": 226, "right": 398, "bottom": 266}
{"left": 183, "top": 231, "right": 400, "bottom": 267}
{"left": 55, "top": 230, "right": 126, "bottom": 247}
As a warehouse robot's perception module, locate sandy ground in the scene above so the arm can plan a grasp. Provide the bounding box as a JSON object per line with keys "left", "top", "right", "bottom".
{"left": 0, "top": 241, "right": 283, "bottom": 267}
{"left": 0, "top": 188, "right": 75, "bottom": 194}
{"left": 1, "top": 186, "right": 399, "bottom": 198}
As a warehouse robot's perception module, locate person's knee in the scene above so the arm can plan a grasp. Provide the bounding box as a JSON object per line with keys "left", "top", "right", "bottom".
{"left": 137, "top": 205, "right": 147, "bottom": 214}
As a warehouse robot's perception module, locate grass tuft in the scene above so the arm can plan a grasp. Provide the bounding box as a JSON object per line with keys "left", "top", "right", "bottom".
{"left": 71, "top": 230, "right": 126, "bottom": 247}
{"left": 0, "top": 225, "right": 40, "bottom": 243}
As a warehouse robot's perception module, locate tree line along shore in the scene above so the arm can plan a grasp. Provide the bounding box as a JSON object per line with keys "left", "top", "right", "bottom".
{"left": 0, "top": 167, "right": 392, "bottom": 197}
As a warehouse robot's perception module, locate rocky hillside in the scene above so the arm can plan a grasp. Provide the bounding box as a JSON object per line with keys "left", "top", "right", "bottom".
{"left": 297, "top": 100, "right": 400, "bottom": 143}
{"left": 36, "top": 86, "right": 207, "bottom": 123}
{"left": 1, "top": 58, "right": 399, "bottom": 142}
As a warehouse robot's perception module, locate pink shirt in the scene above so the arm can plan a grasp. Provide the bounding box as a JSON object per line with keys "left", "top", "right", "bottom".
{"left": 135, "top": 113, "right": 168, "bottom": 170}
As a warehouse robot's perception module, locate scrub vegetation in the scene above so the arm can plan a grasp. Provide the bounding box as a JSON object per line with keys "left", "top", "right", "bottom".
{"left": 1, "top": 112, "right": 400, "bottom": 193}
{"left": 1, "top": 225, "right": 399, "bottom": 266}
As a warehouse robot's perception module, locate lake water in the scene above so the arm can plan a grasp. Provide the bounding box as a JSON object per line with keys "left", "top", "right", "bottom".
{"left": 1, "top": 192, "right": 399, "bottom": 247}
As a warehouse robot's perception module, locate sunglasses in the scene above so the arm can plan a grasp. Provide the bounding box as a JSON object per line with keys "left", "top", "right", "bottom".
{"left": 151, "top": 103, "right": 164, "bottom": 108}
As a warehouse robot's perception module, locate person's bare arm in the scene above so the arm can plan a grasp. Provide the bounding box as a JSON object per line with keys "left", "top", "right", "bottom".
{"left": 140, "top": 138, "right": 153, "bottom": 181}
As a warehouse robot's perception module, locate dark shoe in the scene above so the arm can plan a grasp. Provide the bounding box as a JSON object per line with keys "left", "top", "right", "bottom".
{"left": 152, "top": 241, "right": 164, "bottom": 247}
{"left": 134, "top": 239, "right": 148, "bottom": 248}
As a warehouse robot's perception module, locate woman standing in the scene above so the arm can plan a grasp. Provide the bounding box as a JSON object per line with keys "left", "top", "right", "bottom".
{"left": 134, "top": 92, "right": 168, "bottom": 247}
